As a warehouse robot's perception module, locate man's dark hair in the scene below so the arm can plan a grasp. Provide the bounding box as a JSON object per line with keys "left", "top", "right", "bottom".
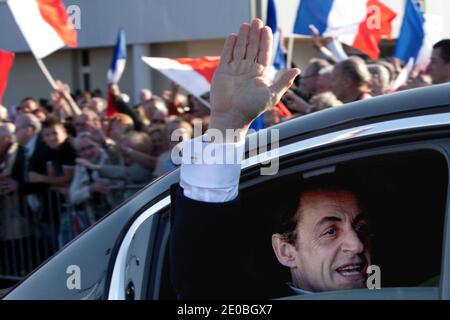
{"left": 433, "top": 40, "right": 450, "bottom": 64}
{"left": 20, "top": 97, "right": 38, "bottom": 105}
{"left": 272, "top": 174, "right": 367, "bottom": 245}
{"left": 41, "top": 116, "right": 64, "bottom": 130}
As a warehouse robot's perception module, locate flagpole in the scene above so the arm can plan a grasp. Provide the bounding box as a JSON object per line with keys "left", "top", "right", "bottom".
{"left": 35, "top": 58, "right": 58, "bottom": 90}
{"left": 35, "top": 57, "right": 82, "bottom": 115}
{"left": 197, "top": 95, "right": 211, "bottom": 109}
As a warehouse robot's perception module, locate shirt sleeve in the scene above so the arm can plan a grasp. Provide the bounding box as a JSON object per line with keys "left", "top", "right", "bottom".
{"left": 179, "top": 136, "right": 244, "bottom": 203}
{"left": 326, "top": 39, "right": 349, "bottom": 62}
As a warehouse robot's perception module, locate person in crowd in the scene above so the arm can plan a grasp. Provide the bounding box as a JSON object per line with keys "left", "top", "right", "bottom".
{"left": 17, "top": 97, "right": 39, "bottom": 115}
{"left": 109, "top": 84, "right": 144, "bottom": 131}
{"left": 27, "top": 117, "right": 76, "bottom": 190}
{"left": 70, "top": 132, "right": 122, "bottom": 224}
{"left": 107, "top": 113, "right": 135, "bottom": 143}
{"left": 332, "top": 57, "right": 372, "bottom": 103}
{"left": 143, "top": 96, "right": 169, "bottom": 128}
{"left": 428, "top": 39, "right": 450, "bottom": 85}
{"left": 74, "top": 109, "right": 106, "bottom": 146}
{"left": 315, "top": 66, "right": 334, "bottom": 94}
{"left": 297, "top": 58, "right": 331, "bottom": 100}
{"left": 309, "top": 92, "right": 343, "bottom": 112}
{"left": 76, "top": 130, "right": 154, "bottom": 198}
{"left": 0, "top": 122, "right": 34, "bottom": 275}
{"left": 153, "top": 117, "right": 193, "bottom": 177}
{"left": 367, "top": 64, "right": 390, "bottom": 96}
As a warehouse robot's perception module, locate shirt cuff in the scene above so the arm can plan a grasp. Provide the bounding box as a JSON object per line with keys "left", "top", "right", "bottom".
{"left": 179, "top": 136, "right": 244, "bottom": 203}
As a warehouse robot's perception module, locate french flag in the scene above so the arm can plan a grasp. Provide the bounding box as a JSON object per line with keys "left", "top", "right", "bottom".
{"left": 267, "top": 0, "right": 286, "bottom": 79}
{"left": 251, "top": 0, "right": 291, "bottom": 131}
{"left": 106, "top": 28, "right": 127, "bottom": 116}
{"left": 394, "top": 0, "right": 443, "bottom": 72}
{"left": 107, "top": 28, "right": 127, "bottom": 85}
{"left": 0, "top": 50, "right": 15, "bottom": 104}
{"left": 142, "top": 56, "right": 220, "bottom": 98}
{"left": 294, "top": 0, "right": 396, "bottom": 60}
{"left": 7, "top": 0, "right": 77, "bottom": 59}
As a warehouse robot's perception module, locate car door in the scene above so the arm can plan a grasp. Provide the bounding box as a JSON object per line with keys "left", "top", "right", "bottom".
{"left": 115, "top": 110, "right": 450, "bottom": 300}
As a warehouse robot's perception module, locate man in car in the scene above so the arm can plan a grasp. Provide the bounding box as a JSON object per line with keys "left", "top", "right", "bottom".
{"left": 170, "top": 19, "right": 372, "bottom": 299}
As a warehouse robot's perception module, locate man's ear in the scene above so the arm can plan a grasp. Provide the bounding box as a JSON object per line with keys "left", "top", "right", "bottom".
{"left": 271, "top": 233, "right": 298, "bottom": 268}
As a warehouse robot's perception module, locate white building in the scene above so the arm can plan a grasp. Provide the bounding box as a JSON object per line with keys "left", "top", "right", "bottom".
{"left": 1, "top": 0, "right": 450, "bottom": 107}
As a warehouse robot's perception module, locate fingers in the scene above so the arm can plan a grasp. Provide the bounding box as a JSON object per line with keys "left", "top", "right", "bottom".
{"left": 269, "top": 68, "right": 301, "bottom": 103}
{"left": 246, "top": 19, "right": 263, "bottom": 61}
{"left": 220, "top": 33, "right": 237, "bottom": 65}
{"left": 234, "top": 23, "right": 251, "bottom": 61}
{"left": 257, "top": 26, "right": 273, "bottom": 67}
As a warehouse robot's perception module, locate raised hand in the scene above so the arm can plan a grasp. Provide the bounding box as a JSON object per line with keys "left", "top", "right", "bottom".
{"left": 209, "top": 19, "right": 300, "bottom": 136}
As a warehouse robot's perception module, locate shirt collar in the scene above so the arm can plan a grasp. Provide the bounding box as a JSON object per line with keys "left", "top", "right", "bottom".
{"left": 287, "top": 282, "right": 313, "bottom": 295}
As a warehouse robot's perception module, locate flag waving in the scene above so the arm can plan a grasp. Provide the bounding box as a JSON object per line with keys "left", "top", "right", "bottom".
{"left": 142, "top": 56, "right": 220, "bottom": 98}
{"left": 7, "top": 0, "right": 77, "bottom": 59}
{"left": 267, "top": 0, "right": 286, "bottom": 79}
{"left": 0, "top": 50, "right": 15, "bottom": 104}
{"left": 394, "top": 0, "right": 443, "bottom": 71}
{"left": 107, "top": 28, "right": 127, "bottom": 84}
{"left": 294, "top": 0, "right": 396, "bottom": 60}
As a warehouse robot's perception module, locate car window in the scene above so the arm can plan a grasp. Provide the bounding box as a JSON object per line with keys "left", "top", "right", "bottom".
{"left": 108, "top": 196, "right": 170, "bottom": 300}
{"left": 157, "top": 143, "right": 448, "bottom": 300}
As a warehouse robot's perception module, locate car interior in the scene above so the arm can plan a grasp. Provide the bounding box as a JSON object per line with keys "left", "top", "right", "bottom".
{"left": 155, "top": 148, "right": 448, "bottom": 300}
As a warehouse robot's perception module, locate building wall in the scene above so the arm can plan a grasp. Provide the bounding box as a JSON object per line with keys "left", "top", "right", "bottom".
{"left": 0, "top": 0, "right": 252, "bottom": 52}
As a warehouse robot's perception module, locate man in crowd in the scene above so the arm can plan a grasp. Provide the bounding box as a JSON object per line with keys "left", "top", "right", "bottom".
{"left": 332, "top": 58, "right": 372, "bottom": 103}
{"left": 428, "top": 39, "right": 450, "bottom": 85}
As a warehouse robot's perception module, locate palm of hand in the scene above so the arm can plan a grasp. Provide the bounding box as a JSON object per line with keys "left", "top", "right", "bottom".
{"left": 211, "top": 64, "right": 272, "bottom": 121}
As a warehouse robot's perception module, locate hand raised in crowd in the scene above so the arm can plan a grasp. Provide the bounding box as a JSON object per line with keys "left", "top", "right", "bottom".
{"left": 75, "top": 158, "right": 101, "bottom": 171}
{"left": 284, "top": 90, "right": 313, "bottom": 114}
{"left": 209, "top": 19, "right": 300, "bottom": 139}
{"left": 309, "top": 24, "right": 322, "bottom": 49}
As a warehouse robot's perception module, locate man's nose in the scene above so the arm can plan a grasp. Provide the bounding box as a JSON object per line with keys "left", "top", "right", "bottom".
{"left": 341, "top": 228, "right": 364, "bottom": 254}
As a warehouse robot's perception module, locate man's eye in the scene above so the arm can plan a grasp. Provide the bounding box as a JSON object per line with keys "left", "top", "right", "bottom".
{"left": 323, "top": 227, "right": 336, "bottom": 237}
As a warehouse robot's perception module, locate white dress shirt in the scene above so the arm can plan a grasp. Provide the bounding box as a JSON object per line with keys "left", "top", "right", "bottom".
{"left": 179, "top": 136, "right": 244, "bottom": 203}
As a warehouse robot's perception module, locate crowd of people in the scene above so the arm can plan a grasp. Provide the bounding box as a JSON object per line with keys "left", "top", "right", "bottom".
{"left": 1, "top": 32, "right": 450, "bottom": 276}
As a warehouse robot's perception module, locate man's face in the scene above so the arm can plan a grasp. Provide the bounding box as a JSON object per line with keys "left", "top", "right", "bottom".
{"left": 76, "top": 138, "right": 100, "bottom": 163}
{"left": 428, "top": 48, "right": 450, "bottom": 84}
{"left": 18, "top": 99, "right": 37, "bottom": 114}
{"left": 289, "top": 189, "right": 371, "bottom": 292}
{"left": 298, "top": 66, "right": 318, "bottom": 94}
{"left": 14, "top": 117, "right": 34, "bottom": 146}
{"left": 42, "top": 124, "right": 67, "bottom": 149}
{"left": 75, "top": 114, "right": 101, "bottom": 134}
{"left": 331, "top": 67, "right": 349, "bottom": 101}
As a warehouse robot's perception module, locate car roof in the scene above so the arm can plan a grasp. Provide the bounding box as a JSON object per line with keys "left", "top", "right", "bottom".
{"left": 265, "top": 83, "right": 450, "bottom": 143}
